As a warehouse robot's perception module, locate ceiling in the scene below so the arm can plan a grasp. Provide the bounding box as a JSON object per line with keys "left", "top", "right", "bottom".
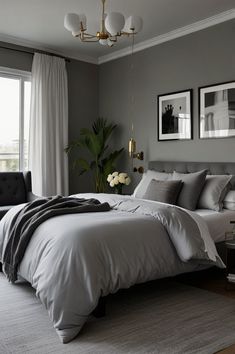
{"left": 0, "top": 0, "right": 234, "bottom": 64}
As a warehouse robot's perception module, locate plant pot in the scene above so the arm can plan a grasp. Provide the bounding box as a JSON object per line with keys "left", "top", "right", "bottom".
{"left": 115, "top": 185, "right": 123, "bottom": 195}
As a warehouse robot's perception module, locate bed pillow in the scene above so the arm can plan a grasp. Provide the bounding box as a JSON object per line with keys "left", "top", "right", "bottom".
{"left": 197, "top": 175, "right": 232, "bottom": 211}
{"left": 224, "top": 190, "right": 235, "bottom": 210}
{"left": 143, "top": 179, "right": 183, "bottom": 204}
{"left": 132, "top": 170, "right": 172, "bottom": 198}
{"left": 173, "top": 169, "right": 207, "bottom": 211}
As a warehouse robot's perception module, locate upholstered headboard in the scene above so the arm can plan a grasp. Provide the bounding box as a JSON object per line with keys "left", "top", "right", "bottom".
{"left": 148, "top": 161, "right": 235, "bottom": 190}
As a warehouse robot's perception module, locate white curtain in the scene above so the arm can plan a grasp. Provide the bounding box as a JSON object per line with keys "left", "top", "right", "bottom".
{"left": 29, "top": 53, "right": 69, "bottom": 196}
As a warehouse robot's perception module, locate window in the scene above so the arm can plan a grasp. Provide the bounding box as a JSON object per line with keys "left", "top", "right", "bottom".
{"left": 0, "top": 67, "right": 31, "bottom": 172}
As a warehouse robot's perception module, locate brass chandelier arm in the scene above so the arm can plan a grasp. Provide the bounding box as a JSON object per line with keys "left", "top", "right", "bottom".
{"left": 80, "top": 32, "right": 98, "bottom": 40}
{"left": 80, "top": 38, "right": 100, "bottom": 43}
{"left": 79, "top": 31, "right": 133, "bottom": 41}
{"left": 101, "top": 0, "right": 106, "bottom": 34}
{"left": 120, "top": 31, "right": 137, "bottom": 36}
{"left": 107, "top": 35, "right": 117, "bottom": 42}
{"left": 90, "top": 0, "right": 137, "bottom": 44}
{"left": 64, "top": 0, "right": 142, "bottom": 46}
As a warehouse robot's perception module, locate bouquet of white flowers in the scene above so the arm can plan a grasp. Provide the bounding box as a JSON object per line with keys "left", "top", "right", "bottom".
{"left": 107, "top": 172, "right": 131, "bottom": 194}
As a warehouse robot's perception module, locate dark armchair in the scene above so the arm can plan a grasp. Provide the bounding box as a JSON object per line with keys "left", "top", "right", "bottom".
{"left": 0, "top": 171, "right": 37, "bottom": 220}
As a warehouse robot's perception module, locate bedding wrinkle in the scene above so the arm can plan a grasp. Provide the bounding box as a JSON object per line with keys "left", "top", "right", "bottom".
{"left": 195, "top": 209, "right": 235, "bottom": 242}
{"left": 0, "top": 193, "right": 223, "bottom": 343}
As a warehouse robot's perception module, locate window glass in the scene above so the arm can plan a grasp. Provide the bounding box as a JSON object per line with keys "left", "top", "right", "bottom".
{"left": 0, "top": 76, "right": 20, "bottom": 171}
{"left": 0, "top": 71, "right": 31, "bottom": 172}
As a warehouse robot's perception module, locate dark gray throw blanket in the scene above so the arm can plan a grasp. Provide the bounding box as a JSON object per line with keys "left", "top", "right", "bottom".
{"left": 2, "top": 196, "right": 110, "bottom": 282}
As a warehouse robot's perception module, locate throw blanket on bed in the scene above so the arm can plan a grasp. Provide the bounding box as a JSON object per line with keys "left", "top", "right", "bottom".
{"left": 2, "top": 196, "right": 110, "bottom": 282}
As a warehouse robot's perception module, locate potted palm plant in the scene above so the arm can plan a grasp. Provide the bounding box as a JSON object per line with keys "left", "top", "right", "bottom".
{"left": 66, "top": 118, "right": 124, "bottom": 193}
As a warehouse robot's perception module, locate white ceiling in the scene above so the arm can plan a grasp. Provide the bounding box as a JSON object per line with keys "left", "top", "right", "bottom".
{"left": 0, "top": 0, "right": 234, "bottom": 64}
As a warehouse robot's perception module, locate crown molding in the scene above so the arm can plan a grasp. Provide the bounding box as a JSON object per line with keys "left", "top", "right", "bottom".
{"left": 0, "top": 8, "right": 234, "bottom": 66}
{"left": 0, "top": 34, "right": 98, "bottom": 65}
{"left": 98, "top": 8, "right": 235, "bottom": 65}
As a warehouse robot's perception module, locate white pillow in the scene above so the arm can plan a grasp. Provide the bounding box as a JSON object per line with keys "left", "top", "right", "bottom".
{"left": 224, "top": 190, "right": 235, "bottom": 210}
{"left": 132, "top": 170, "right": 172, "bottom": 198}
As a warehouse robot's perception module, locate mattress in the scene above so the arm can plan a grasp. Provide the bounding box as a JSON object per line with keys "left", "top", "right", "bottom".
{"left": 195, "top": 209, "right": 235, "bottom": 243}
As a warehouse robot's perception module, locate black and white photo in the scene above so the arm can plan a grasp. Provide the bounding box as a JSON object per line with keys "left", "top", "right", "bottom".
{"left": 199, "top": 81, "right": 235, "bottom": 139}
{"left": 158, "top": 90, "right": 192, "bottom": 141}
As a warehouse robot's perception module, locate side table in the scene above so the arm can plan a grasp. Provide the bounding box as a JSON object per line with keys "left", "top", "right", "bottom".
{"left": 225, "top": 240, "right": 235, "bottom": 288}
{"left": 225, "top": 221, "right": 235, "bottom": 288}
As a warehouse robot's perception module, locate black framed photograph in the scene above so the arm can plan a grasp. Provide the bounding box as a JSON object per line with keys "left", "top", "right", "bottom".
{"left": 158, "top": 89, "right": 193, "bottom": 141}
{"left": 199, "top": 81, "right": 235, "bottom": 139}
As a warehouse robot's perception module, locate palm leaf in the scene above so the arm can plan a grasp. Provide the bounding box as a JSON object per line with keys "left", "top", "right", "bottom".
{"left": 102, "top": 148, "right": 124, "bottom": 177}
{"left": 65, "top": 140, "right": 82, "bottom": 154}
{"left": 66, "top": 118, "right": 124, "bottom": 192}
{"left": 92, "top": 117, "right": 107, "bottom": 134}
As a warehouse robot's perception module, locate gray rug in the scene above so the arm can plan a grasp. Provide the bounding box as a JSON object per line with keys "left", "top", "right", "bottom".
{"left": 0, "top": 274, "right": 235, "bottom": 354}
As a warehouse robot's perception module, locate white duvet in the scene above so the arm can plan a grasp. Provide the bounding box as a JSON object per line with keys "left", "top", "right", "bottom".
{"left": 0, "top": 194, "right": 223, "bottom": 343}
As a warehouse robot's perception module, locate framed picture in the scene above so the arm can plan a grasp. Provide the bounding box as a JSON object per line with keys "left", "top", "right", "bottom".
{"left": 199, "top": 81, "right": 235, "bottom": 139}
{"left": 158, "top": 89, "right": 193, "bottom": 141}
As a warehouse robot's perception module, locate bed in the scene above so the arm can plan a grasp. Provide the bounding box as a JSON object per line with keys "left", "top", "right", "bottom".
{"left": 147, "top": 161, "right": 235, "bottom": 243}
{"left": 0, "top": 161, "right": 235, "bottom": 344}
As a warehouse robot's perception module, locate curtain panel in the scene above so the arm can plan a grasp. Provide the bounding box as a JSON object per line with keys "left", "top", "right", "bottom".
{"left": 29, "top": 53, "right": 69, "bottom": 196}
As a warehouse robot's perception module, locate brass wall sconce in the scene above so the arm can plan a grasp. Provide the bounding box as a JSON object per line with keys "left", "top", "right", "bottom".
{"left": 128, "top": 138, "right": 144, "bottom": 173}
{"left": 133, "top": 166, "right": 144, "bottom": 173}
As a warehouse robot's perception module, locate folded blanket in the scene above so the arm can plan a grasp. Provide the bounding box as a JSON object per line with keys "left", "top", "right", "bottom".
{"left": 2, "top": 196, "right": 110, "bottom": 282}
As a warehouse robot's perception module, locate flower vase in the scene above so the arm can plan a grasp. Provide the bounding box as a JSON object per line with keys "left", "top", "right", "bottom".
{"left": 115, "top": 184, "right": 123, "bottom": 195}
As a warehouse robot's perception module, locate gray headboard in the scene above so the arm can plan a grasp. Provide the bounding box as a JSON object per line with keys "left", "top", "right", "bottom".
{"left": 148, "top": 161, "right": 235, "bottom": 190}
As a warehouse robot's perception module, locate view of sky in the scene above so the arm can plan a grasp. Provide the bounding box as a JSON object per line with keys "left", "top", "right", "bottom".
{"left": 0, "top": 77, "right": 19, "bottom": 144}
{"left": 0, "top": 77, "right": 31, "bottom": 151}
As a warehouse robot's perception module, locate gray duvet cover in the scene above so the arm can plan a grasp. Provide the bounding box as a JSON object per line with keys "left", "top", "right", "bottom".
{"left": 0, "top": 194, "right": 223, "bottom": 343}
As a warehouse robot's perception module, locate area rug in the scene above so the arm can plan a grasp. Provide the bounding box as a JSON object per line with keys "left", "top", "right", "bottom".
{"left": 0, "top": 273, "right": 235, "bottom": 354}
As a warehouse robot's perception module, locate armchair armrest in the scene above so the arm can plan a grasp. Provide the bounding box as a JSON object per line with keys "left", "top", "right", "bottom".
{"left": 27, "top": 192, "right": 40, "bottom": 202}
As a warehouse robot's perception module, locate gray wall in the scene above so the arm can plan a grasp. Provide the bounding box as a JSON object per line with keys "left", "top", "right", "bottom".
{"left": 99, "top": 20, "right": 235, "bottom": 189}
{"left": 0, "top": 42, "right": 98, "bottom": 194}
{"left": 67, "top": 59, "right": 98, "bottom": 194}
{"left": 1, "top": 20, "right": 234, "bottom": 194}
{"left": 0, "top": 42, "right": 32, "bottom": 71}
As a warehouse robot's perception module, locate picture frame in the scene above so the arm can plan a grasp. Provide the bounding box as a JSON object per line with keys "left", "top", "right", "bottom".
{"left": 199, "top": 81, "right": 235, "bottom": 139}
{"left": 157, "top": 89, "right": 193, "bottom": 141}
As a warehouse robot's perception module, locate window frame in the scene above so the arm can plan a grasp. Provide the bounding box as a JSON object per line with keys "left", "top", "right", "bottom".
{"left": 0, "top": 66, "right": 31, "bottom": 171}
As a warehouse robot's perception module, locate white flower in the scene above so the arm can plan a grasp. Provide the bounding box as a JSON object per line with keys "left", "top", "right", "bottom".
{"left": 108, "top": 171, "right": 131, "bottom": 189}
{"left": 110, "top": 180, "right": 115, "bottom": 187}
{"left": 113, "top": 176, "right": 119, "bottom": 185}
{"left": 125, "top": 177, "right": 131, "bottom": 185}
{"left": 112, "top": 171, "right": 119, "bottom": 177}
{"left": 107, "top": 174, "right": 113, "bottom": 182}
{"left": 118, "top": 175, "right": 126, "bottom": 184}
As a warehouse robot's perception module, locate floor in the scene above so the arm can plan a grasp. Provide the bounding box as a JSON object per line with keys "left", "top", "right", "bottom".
{"left": 1, "top": 266, "right": 234, "bottom": 353}
{"left": 176, "top": 267, "right": 235, "bottom": 354}
{"left": 216, "top": 345, "right": 235, "bottom": 354}
{"left": 176, "top": 267, "right": 235, "bottom": 299}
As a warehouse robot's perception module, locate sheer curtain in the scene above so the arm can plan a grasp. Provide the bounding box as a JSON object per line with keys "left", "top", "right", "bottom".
{"left": 29, "top": 53, "right": 69, "bottom": 196}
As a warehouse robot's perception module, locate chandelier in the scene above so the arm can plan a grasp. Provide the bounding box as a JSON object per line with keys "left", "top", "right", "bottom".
{"left": 64, "top": 0, "right": 143, "bottom": 47}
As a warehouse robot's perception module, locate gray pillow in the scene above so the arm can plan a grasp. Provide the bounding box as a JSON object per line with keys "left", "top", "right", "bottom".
{"left": 173, "top": 169, "right": 207, "bottom": 211}
{"left": 198, "top": 175, "right": 232, "bottom": 211}
{"left": 133, "top": 170, "right": 172, "bottom": 198}
{"left": 224, "top": 191, "right": 235, "bottom": 210}
{"left": 143, "top": 179, "right": 183, "bottom": 205}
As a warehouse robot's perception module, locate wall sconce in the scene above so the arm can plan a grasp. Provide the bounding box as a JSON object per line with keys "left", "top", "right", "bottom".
{"left": 128, "top": 138, "right": 144, "bottom": 173}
